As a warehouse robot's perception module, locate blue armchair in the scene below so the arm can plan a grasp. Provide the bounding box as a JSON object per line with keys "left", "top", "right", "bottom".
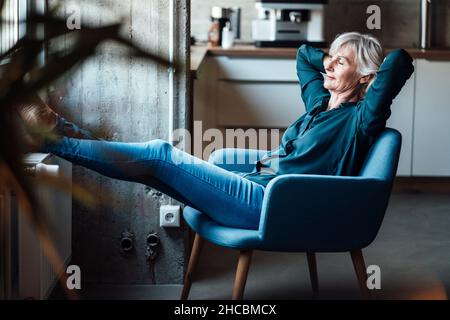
{"left": 181, "top": 128, "right": 401, "bottom": 300}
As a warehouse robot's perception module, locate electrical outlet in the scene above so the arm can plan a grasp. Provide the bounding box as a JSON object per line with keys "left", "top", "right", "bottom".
{"left": 160, "top": 205, "right": 180, "bottom": 227}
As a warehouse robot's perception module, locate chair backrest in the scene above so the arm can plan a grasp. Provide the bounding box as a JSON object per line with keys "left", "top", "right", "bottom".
{"left": 257, "top": 127, "right": 403, "bottom": 252}
{"left": 358, "top": 128, "right": 402, "bottom": 183}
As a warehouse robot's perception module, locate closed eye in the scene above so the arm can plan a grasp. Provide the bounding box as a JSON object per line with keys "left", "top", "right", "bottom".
{"left": 335, "top": 54, "right": 349, "bottom": 65}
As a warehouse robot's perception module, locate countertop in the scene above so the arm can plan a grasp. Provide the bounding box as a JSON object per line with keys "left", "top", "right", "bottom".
{"left": 191, "top": 44, "right": 450, "bottom": 78}
{"left": 190, "top": 45, "right": 209, "bottom": 78}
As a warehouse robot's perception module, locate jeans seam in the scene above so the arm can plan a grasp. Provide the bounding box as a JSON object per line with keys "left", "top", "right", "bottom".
{"left": 60, "top": 151, "right": 263, "bottom": 211}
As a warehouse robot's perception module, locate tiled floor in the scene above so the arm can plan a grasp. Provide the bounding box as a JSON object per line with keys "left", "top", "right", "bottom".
{"left": 50, "top": 193, "right": 450, "bottom": 300}
{"left": 186, "top": 193, "right": 450, "bottom": 300}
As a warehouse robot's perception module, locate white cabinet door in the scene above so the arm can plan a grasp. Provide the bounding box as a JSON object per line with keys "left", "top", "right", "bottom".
{"left": 216, "top": 81, "right": 305, "bottom": 128}
{"left": 386, "top": 63, "right": 415, "bottom": 176}
{"left": 214, "top": 57, "right": 305, "bottom": 128}
{"left": 215, "top": 57, "right": 298, "bottom": 81}
{"left": 413, "top": 60, "right": 450, "bottom": 176}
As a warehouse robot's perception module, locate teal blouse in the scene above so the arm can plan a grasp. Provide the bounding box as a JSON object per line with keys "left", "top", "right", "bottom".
{"left": 242, "top": 44, "right": 415, "bottom": 187}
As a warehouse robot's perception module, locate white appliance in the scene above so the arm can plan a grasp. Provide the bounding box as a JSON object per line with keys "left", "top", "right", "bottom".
{"left": 0, "top": 153, "right": 72, "bottom": 300}
{"left": 252, "top": 0, "right": 327, "bottom": 47}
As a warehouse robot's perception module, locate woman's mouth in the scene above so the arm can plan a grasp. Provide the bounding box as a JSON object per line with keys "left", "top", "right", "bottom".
{"left": 326, "top": 75, "right": 335, "bottom": 80}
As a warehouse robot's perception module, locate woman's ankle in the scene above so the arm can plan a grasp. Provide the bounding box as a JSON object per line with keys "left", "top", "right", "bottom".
{"left": 54, "top": 116, "right": 101, "bottom": 140}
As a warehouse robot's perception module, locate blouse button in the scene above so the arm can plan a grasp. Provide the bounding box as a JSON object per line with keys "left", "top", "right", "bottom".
{"left": 285, "top": 143, "right": 294, "bottom": 153}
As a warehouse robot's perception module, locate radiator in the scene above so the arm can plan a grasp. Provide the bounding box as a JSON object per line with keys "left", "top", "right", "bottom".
{"left": 0, "top": 153, "right": 72, "bottom": 300}
{"left": 0, "top": 181, "right": 12, "bottom": 300}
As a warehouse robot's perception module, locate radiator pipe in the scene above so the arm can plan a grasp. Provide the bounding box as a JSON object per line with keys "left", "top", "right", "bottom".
{"left": 120, "top": 230, "right": 135, "bottom": 253}
{"left": 146, "top": 232, "right": 160, "bottom": 261}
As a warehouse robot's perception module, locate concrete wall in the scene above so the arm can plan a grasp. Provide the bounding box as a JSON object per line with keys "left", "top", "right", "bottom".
{"left": 48, "top": 0, "right": 190, "bottom": 285}
{"left": 191, "top": 0, "right": 450, "bottom": 48}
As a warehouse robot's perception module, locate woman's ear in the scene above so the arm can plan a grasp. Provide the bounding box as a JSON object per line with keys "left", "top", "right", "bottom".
{"left": 359, "top": 74, "right": 374, "bottom": 84}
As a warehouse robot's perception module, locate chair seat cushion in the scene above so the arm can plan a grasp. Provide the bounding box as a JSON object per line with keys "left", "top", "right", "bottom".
{"left": 183, "top": 206, "right": 262, "bottom": 250}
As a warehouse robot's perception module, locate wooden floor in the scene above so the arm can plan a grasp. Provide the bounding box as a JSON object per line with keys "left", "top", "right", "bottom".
{"left": 393, "top": 177, "right": 450, "bottom": 193}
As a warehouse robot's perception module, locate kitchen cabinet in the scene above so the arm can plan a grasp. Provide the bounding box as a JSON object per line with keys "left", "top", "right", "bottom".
{"left": 387, "top": 67, "right": 415, "bottom": 176}
{"left": 217, "top": 82, "right": 304, "bottom": 127}
{"left": 212, "top": 56, "right": 415, "bottom": 176}
{"left": 195, "top": 54, "right": 450, "bottom": 177}
{"left": 413, "top": 59, "right": 450, "bottom": 176}
{"left": 215, "top": 57, "right": 297, "bottom": 81}
{"left": 215, "top": 57, "right": 305, "bottom": 127}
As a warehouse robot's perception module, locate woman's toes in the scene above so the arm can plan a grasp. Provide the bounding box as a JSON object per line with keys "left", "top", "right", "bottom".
{"left": 15, "top": 93, "right": 58, "bottom": 134}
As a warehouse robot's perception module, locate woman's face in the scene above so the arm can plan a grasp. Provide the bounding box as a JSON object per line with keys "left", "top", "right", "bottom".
{"left": 323, "top": 45, "right": 363, "bottom": 93}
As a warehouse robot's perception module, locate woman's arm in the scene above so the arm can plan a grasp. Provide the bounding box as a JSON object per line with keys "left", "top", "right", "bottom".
{"left": 296, "top": 44, "right": 330, "bottom": 112}
{"left": 359, "top": 49, "right": 414, "bottom": 136}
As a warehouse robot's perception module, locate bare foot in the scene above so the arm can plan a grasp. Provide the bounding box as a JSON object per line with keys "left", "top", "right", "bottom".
{"left": 15, "top": 93, "right": 102, "bottom": 149}
{"left": 14, "top": 94, "right": 61, "bottom": 152}
{"left": 15, "top": 93, "right": 58, "bottom": 132}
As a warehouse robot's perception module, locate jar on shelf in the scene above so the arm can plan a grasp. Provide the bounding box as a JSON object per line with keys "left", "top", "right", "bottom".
{"left": 207, "top": 20, "right": 220, "bottom": 47}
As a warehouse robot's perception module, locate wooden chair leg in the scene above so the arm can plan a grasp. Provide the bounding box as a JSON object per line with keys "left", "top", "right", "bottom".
{"left": 306, "top": 252, "right": 319, "bottom": 297}
{"left": 180, "top": 233, "right": 204, "bottom": 300}
{"left": 350, "top": 250, "right": 371, "bottom": 299}
{"left": 232, "top": 250, "right": 253, "bottom": 300}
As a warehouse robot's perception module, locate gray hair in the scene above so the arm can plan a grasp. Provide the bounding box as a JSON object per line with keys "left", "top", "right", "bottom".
{"left": 329, "top": 32, "right": 384, "bottom": 94}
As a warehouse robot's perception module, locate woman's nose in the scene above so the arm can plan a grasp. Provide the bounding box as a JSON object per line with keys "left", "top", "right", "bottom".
{"left": 325, "top": 60, "right": 334, "bottom": 72}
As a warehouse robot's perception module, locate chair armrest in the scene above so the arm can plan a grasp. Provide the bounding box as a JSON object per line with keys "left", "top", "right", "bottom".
{"left": 208, "top": 148, "right": 267, "bottom": 173}
{"left": 257, "top": 174, "right": 392, "bottom": 252}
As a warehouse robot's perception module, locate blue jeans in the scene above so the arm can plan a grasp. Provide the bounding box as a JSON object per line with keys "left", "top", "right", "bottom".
{"left": 42, "top": 118, "right": 265, "bottom": 229}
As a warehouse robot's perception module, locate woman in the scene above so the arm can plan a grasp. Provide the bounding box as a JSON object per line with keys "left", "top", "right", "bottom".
{"left": 17, "top": 32, "right": 414, "bottom": 230}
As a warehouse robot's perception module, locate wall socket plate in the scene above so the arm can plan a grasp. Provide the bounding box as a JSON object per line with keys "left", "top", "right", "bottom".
{"left": 159, "top": 205, "right": 181, "bottom": 228}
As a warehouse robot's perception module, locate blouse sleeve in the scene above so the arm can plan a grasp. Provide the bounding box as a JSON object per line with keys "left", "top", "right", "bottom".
{"left": 358, "top": 49, "right": 415, "bottom": 136}
{"left": 296, "top": 44, "right": 330, "bottom": 112}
